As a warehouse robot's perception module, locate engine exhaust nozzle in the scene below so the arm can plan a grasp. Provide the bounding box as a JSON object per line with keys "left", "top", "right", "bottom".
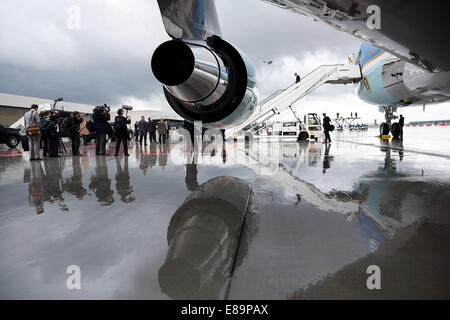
{"left": 152, "top": 40, "right": 225, "bottom": 103}
{"left": 151, "top": 40, "right": 195, "bottom": 87}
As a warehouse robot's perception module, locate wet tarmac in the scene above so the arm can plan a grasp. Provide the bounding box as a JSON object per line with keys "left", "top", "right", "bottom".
{"left": 0, "top": 127, "right": 449, "bottom": 299}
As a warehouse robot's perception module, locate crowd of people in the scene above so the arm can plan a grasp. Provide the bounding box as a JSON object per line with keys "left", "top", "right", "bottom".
{"left": 22, "top": 104, "right": 172, "bottom": 161}
{"left": 134, "top": 117, "right": 170, "bottom": 146}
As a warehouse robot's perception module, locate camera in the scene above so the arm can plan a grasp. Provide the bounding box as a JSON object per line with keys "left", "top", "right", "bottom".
{"left": 95, "top": 104, "right": 111, "bottom": 113}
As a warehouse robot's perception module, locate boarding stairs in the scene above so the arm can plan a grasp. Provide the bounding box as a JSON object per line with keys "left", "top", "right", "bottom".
{"left": 225, "top": 63, "right": 361, "bottom": 139}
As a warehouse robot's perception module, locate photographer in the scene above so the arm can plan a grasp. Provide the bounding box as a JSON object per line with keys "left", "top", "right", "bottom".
{"left": 42, "top": 110, "right": 60, "bottom": 158}
{"left": 113, "top": 109, "right": 131, "bottom": 156}
{"left": 64, "top": 111, "right": 83, "bottom": 156}
{"left": 93, "top": 105, "right": 111, "bottom": 156}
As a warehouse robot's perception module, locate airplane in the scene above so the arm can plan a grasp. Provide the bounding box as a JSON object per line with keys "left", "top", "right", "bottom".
{"left": 151, "top": 0, "right": 450, "bottom": 138}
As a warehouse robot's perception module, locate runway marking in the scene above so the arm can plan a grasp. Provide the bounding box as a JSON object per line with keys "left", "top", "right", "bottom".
{"left": 335, "top": 139, "right": 450, "bottom": 159}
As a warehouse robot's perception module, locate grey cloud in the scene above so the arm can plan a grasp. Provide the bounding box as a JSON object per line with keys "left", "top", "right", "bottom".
{"left": 216, "top": 0, "right": 362, "bottom": 68}
{"left": 0, "top": 0, "right": 362, "bottom": 109}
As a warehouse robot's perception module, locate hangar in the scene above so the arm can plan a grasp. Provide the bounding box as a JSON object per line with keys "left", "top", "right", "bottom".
{"left": 0, "top": 93, "right": 95, "bottom": 127}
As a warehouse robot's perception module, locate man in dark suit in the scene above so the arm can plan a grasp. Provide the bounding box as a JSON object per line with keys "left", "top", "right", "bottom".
{"left": 66, "top": 111, "right": 83, "bottom": 156}
{"left": 323, "top": 112, "right": 332, "bottom": 144}
{"left": 114, "top": 109, "right": 131, "bottom": 156}
{"left": 147, "top": 117, "right": 157, "bottom": 143}
{"left": 93, "top": 105, "right": 111, "bottom": 156}
{"left": 137, "top": 116, "right": 148, "bottom": 146}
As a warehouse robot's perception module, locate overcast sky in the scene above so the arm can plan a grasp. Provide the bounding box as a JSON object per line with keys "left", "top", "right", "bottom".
{"left": 1, "top": 0, "right": 449, "bottom": 123}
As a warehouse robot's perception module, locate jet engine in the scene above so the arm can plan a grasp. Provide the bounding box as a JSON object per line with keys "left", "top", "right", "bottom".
{"left": 152, "top": 0, "right": 258, "bottom": 128}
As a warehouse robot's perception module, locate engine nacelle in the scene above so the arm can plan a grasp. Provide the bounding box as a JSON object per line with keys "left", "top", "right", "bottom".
{"left": 151, "top": 36, "right": 258, "bottom": 128}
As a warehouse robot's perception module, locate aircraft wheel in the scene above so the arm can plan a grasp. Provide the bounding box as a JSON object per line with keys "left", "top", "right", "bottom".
{"left": 380, "top": 123, "right": 390, "bottom": 135}
{"left": 391, "top": 122, "right": 401, "bottom": 138}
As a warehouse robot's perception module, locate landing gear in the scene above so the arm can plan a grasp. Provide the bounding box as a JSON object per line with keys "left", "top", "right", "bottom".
{"left": 379, "top": 106, "right": 400, "bottom": 138}
{"left": 391, "top": 123, "right": 401, "bottom": 138}
{"left": 379, "top": 123, "right": 390, "bottom": 135}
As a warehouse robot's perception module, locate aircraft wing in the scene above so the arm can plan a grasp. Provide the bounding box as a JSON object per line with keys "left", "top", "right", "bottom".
{"left": 262, "top": 0, "right": 449, "bottom": 72}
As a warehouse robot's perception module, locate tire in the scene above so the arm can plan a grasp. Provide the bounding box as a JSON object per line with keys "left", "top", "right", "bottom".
{"left": 391, "top": 122, "right": 401, "bottom": 138}
{"left": 297, "top": 131, "right": 309, "bottom": 141}
{"left": 7, "top": 135, "right": 20, "bottom": 148}
{"left": 380, "top": 123, "right": 390, "bottom": 135}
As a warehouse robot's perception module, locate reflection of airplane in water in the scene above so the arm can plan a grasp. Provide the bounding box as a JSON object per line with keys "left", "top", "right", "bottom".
{"left": 234, "top": 140, "right": 450, "bottom": 254}
{"left": 158, "top": 140, "right": 450, "bottom": 298}
{"left": 152, "top": 0, "right": 449, "bottom": 139}
{"left": 159, "top": 165, "right": 257, "bottom": 300}
{"left": 286, "top": 142, "right": 450, "bottom": 298}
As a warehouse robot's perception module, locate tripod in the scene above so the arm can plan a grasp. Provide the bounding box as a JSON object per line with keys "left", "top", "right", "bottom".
{"left": 58, "top": 133, "right": 67, "bottom": 154}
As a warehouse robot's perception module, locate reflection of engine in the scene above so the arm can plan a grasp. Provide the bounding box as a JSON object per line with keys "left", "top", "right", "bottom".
{"left": 158, "top": 176, "right": 253, "bottom": 299}
{"left": 151, "top": 36, "right": 258, "bottom": 128}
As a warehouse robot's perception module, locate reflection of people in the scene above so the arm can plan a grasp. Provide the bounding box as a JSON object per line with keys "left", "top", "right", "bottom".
{"left": 149, "top": 143, "right": 157, "bottom": 168}
{"left": 28, "top": 161, "right": 45, "bottom": 214}
{"left": 44, "top": 157, "right": 65, "bottom": 207}
{"left": 89, "top": 156, "right": 114, "bottom": 205}
{"left": 115, "top": 157, "right": 135, "bottom": 203}
{"left": 158, "top": 144, "right": 169, "bottom": 170}
{"left": 64, "top": 156, "right": 87, "bottom": 199}
{"left": 138, "top": 152, "right": 150, "bottom": 175}
{"left": 322, "top": 143, "right": 333, "bottom": 174}
{"left": 159, "top": 175, "right": 254, "bottom": 299}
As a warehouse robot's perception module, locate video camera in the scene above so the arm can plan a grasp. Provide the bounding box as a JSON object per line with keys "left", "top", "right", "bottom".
{"left": 95, "top": 104, "right": 111, "bottom": 114}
